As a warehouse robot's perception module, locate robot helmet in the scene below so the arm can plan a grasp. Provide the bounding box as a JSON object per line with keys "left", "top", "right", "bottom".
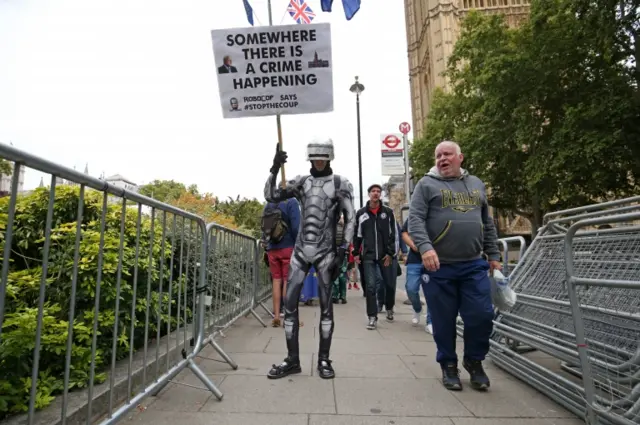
{"left": 306, "top": 137, "right": 335, "bottom": 161}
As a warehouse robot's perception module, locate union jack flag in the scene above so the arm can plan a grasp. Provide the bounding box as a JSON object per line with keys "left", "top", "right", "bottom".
{"left": 287, "top": 0, "right": 316, "bottom": 24}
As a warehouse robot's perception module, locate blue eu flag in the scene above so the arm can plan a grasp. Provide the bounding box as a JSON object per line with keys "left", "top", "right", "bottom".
{"left": 243, "top": 0, "right": 254, "bottom": 25}
{"left": 320, "top": 0, "right": 361, "bottom": 20}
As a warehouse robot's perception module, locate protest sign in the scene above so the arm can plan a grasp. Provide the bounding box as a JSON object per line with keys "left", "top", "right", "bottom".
{"left": 211, "top": 23, "right": 333, "bottom": 119}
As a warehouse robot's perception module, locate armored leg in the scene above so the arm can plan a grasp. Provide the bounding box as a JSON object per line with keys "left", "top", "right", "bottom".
{"left": 267, "top": 251, "right": 310, "bottom": 379}
{"left": 315, "top": 253, "right": 336, "bottom": 379}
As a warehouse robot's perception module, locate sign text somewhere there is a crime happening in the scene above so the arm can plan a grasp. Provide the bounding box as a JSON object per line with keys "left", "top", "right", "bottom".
{"left": 211, "top": 23, "right": 333, "bottom": 119}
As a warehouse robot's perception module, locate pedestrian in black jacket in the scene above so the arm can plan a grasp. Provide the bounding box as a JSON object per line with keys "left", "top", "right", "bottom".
{"left": 352, "top": 184, "right": 398, "bottom": 329}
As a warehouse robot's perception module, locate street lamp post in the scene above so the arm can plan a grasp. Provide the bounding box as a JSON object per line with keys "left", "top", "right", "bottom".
{"left": 350, "top": 76, "right": 365, "bottom": 208}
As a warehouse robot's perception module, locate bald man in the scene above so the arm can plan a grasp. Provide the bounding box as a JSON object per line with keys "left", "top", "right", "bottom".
{"left": 408, "top": 140, "right": 501, "bottom": 392}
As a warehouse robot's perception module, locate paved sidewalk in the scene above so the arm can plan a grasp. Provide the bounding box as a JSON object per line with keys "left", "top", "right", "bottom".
{"left": 124, "top": 287, "right": 584, "bottom": 425}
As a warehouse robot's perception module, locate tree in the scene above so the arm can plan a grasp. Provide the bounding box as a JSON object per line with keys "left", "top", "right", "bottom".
{"left": 0, "top": 159, "right": 11, "bottom": 176}
{"left": 213, "top": 196, "right": 265, "bottom": 239}
{"left": 138, "top": 180, "right": 266, "bottom": 238}
{"left": 172, "top": 192, "right": 238, "bottom": 230}
{"left": 138, "top": 180, "right": 194, "bottom": 203}
{"left": 410, "top": 2, "right": 640, "bottom": 234}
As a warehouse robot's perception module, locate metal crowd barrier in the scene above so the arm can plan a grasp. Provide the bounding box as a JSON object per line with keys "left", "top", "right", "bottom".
{"left": 488, "top": 196, "right": 640, "bottom": 425}
{"left": 0, "top": 143, "right": 274, "bottom": 425}
{"left": 498, "top": 236, "right": 527, "bottom": 277}
{"left": 189, "top": 224, "right": 270, "bottom": 372}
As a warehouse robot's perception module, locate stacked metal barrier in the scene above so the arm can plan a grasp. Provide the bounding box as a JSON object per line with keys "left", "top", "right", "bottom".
{"left": 488, "top": 197, "right": 640, "bottom": 425}
{"left": 0, "top": 143, "right": 274, "bottom": 425}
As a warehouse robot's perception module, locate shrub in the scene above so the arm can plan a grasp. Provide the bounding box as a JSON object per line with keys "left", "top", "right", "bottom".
{"left": 0, "top": 186, "right": 195, "bottom": 418}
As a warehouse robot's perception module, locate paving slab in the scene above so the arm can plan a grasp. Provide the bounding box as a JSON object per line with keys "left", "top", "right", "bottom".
{"left": 334, "top": 377, "right": 472, "bottom": 417}
{"left": 125, "top": 411, "right": 308, "bottom": 425}
{"left": 197, "top": 352, "right": 315, "bottom": 377}
{"left": 309, "top": 415, "right": 453, "bottom": 425}
{"left": 147, "top": 373, "right": 225, "bottom": 412}
{"left": 450, "top": 377, "right": 576, "bottom": 418}
{"left": 199, "top": 375, "right": 336, "bottom": 414}
{"left": 123, "top": 286, "right": 583, "bottom": 425}
{"left": 311, "top": 353, "right": 415, "bottom": 379}
{"left": 452, "top": 419, "right": 584, "bottom": 425}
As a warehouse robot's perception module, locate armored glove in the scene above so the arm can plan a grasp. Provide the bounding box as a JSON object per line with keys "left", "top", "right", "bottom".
{"left": 270, "top": 143, "right": 288, "bottom": 175}
{"left": 330, "top": 247, "right": 346, "bottom": 282}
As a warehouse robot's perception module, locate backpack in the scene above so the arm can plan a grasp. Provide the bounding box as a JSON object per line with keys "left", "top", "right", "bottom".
{"left": 261, "top": 201, "right": 289, "bottom": 244}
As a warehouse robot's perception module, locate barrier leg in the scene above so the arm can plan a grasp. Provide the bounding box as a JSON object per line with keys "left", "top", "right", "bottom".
{"left": 259, "top": 301, "right": 275, "bottom": 318}
{"left": 250, "top": 307, "right": 268, "bottom": 327}
{"left": 187, "top": 358, "right": 224, "bottom": 400}
{"left": 208, "top": 338, "right": 239, "bottom": 370}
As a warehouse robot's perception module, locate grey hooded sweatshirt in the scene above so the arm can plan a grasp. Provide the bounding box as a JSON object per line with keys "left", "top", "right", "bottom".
{"left": 408, "top": 166, "right": 500, "bottom": 264}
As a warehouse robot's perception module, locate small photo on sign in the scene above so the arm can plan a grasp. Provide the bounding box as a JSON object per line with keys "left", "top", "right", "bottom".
{"left": 229, "top": 97, "right": 241, "bottom": 112}
{"left": 210, "top": 22, "right": 334, "bottom": 119}
{"left": 218, "top": 55, "right": 238, "bottom": 74}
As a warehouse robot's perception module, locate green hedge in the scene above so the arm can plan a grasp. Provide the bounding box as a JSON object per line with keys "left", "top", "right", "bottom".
{"left": 0, "top": 186, "right": 197, "bottom": 418}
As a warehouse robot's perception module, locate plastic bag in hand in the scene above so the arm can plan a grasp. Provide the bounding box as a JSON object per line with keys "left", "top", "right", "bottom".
{"left": 489, "top": 269, "right": 517, "bottom": 311}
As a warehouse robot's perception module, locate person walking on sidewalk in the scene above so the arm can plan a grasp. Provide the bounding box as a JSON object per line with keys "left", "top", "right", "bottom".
{"left": 346, "top": 242, "right": 360, "bottom": 291}
{"left": 264, "top": 138, "right": 356, "bottom": 380}
{"left": 353, "top": 184, "right": 398, "bottom": 330}
{"left": 401, "top": 217, "right": 432, "bottom": 334}
{"left": 261, "top": 198, "right": 300, "bottom": 327}
{"left": 408, "top": 140, "right": 501, "bottom": 392}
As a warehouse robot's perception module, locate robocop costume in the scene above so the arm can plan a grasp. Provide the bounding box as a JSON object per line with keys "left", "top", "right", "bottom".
{"left": 264, "top": 138, "right": 355, "bottom": 379}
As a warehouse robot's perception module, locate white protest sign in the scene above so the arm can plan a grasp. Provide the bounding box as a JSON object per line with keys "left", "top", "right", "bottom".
{"left": 210, "top": 23, "right": 334, "bottom": 119}
{"left": 380, "top": 133, "right": 405, "bottom": 176}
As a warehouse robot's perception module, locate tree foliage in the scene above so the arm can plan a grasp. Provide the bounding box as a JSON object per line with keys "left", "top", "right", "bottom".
{"left": 410, "top": 0, "right": 640, "bottom": 233}
{"left": 138, "top": 179, "right": 198, "bottom": 203}
{"left": 0, "top": 159, "right": 11, "bottom": 176}
{"left": 172, "top": 192, "right": 238, "bottom": 229}
{"left": 0, "top": 186, "right": 195, "bottom": 417}
{"left": 139, "top": 180, "right": 265, "bottom": 238}
{"left": 212, "top": 196, "right": 265, "bottom": 239}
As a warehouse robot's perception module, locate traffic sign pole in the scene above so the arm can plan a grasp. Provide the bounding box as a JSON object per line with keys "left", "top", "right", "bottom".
{"left": 399, "top": 122, "right": 412, "bottom": 204}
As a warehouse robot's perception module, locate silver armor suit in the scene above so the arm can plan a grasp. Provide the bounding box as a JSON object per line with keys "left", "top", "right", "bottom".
{"left": 264, "top": 171, "right": 355, "bottom": 362}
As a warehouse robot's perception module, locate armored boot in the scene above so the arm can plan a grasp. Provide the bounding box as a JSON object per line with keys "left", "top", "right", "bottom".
{"left": 267, "top": 357, "right": 302, "bottom": 379}
{"left": 317, "top": 358, "right": 335, "bottom": 379}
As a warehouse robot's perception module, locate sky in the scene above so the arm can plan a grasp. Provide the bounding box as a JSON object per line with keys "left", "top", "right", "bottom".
{"left": 0, "top": 0, "right": 413, "bottom": 206}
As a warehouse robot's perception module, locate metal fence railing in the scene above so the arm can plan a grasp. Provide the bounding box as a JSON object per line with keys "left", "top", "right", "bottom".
{"left": 488, "top": 197, "right": 640, "bottom": 425}
{"left": 0, "top": 143, "right": 275, "bottom": 425}
{"left": 498, "top": 236, "right": 527, "bottom": 277}
{"left": 191, "top": 224, "right": 269, "bottom": 370}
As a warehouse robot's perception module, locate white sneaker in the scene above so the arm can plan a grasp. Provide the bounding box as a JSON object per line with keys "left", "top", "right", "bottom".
{"left": 412, "top": 312, "right": 420, "bottom": 326}
{"left": 425, "top": 323, "right": 433, "bottom": 334}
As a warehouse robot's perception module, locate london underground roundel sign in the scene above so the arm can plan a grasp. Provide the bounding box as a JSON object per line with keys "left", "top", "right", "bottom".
{"left": 383, "top": 135, "right": 401, "bottom": 149}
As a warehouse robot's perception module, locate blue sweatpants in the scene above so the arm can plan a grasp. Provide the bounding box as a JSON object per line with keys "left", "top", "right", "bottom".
{"left": 422, "top": 258, "right": 494, "bottom": 365}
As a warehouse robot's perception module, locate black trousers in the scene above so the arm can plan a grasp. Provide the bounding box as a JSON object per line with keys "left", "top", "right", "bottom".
{"left": 362, "top": 259, "right": 397, "bottom": 318}
{"left": 358, "top": 262, "right": 366, "bottom": 294}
